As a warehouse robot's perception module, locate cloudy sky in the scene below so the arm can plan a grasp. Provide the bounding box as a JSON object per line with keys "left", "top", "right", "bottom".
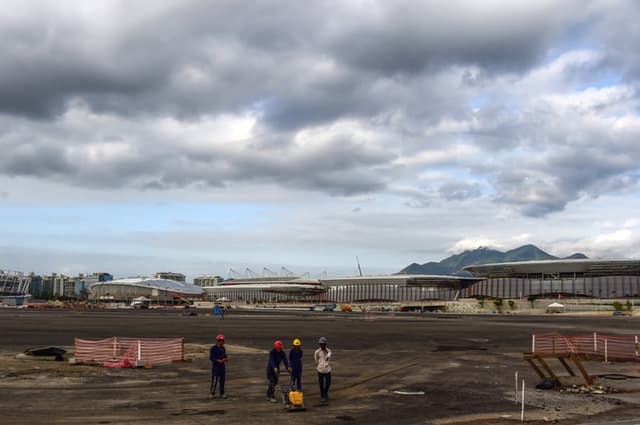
{"left": 2, "top": 0, "right": 640, "bottom": 279}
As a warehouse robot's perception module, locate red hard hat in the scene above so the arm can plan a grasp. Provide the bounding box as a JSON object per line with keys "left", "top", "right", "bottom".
{"left": 273, "top": 340, "right": 283, "bottom": 349}
{"left": 216, "top": 334, "right": 225, "bottom": 341}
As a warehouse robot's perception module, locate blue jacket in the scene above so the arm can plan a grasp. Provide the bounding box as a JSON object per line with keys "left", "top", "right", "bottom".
{"left": 210, "top": 345, "right": 227, "bottom": 372}
{"left": 289, "top": 348, "right": 303, "bottom": 371}
{"left": 267, "top": 348, "right": 290, "bottom": 371}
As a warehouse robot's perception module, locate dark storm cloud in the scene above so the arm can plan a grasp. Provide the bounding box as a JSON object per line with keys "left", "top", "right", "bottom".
{"left": 492, "top": 142, "right": 640, "bottom": 217}
{"left": 327, "top": 1, "right": 580, "bottom": 75}
{"left": 590, "top": 1, "right": 640, "bottom": 83}
{"left": 0, "top": 0, "right": 639, "bottom": 214}
{"left": 0, "top": 1, "right": 582, "bottom": 122}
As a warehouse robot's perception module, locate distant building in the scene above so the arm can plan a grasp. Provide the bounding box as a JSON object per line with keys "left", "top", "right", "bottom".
{"left": 72, "top": 273, "right": 113, "bottom": 298}
{"left": 465, "top": 259, "right": 640, "bottom": 299}
{"left": 0, "top": 270, "right": 32, "bottom": 296}
{"left": 41, "top": 273, "right": 69, "bottom": 298}
{"left": 29, "top": 274, "right": 43, "bottom": 297}
{"left": 194, "top": 275, "right": 223, "bottom": 287}
{"left": 202, "top": 275, "right": 480, "bottom": 303}
{"left": 89, "top": 277, "right": 204, "bottom": 303}
{"left": 154, "top": 272, "right": 186, "bottom": 283}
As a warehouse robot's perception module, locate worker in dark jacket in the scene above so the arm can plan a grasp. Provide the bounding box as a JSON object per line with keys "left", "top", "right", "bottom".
{"left": 289, "top": 338, "right": 303, "bottom": 390}
{"left": 210, "top": 334, "right": 228, "bottom": 399}
{"left": 266, "top": 340, "right": 290, "bottom": 402}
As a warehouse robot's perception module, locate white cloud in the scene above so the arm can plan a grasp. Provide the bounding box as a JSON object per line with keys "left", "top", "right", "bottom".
{"left": 448, "top": 238, "right": 505, "bottom": 254}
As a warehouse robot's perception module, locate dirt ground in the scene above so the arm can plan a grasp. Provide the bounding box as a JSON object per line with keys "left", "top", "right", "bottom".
{"left": 0, "top": 309, "right": 639, "bottom": 425}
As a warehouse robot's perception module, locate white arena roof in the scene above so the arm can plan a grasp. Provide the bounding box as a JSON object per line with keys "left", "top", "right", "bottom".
{"left": 89, "top": 277, "right": 205, "bottom": 295}
{"left": 464, "top": 259, "right": 640, "bottom": 276}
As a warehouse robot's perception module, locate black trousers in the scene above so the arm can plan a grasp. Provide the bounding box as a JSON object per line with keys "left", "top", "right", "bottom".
{"left": 266, "top": 369, "right": 279, "bottom": 398}
{"left": 318, "top": 372, "right": 331, "bottom": 399}
{"left": 210, "top": 371, "right": 225, "bottom": 395}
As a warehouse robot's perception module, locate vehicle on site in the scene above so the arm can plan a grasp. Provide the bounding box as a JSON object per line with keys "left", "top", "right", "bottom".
{"left": 310, "top": 304, "right": 336, "bottom": 312}
{"left": 130, "top": 299, "right": 149, "bottom": 309}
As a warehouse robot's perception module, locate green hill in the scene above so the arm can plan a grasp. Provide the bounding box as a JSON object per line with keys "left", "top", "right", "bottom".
{"left": 397, "top": 244, "right": 587, "bottom": 276}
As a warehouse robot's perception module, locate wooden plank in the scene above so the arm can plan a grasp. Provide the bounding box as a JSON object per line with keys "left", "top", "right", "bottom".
{"left": 571, "top": 355, "right": 593, "bottom": 385}
{"left": 525, "top": 357, "right": 546, "bottom": 379}
{"left": 537, "top": 357, "right": 559, "bottom": 382}
{"left": 558, "top": 357, "right": 576, "bottom": 376}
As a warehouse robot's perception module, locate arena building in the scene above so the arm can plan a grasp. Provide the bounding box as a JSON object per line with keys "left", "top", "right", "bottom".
{"left": 203, "top": 274, "right": 481, "bottom": 303}
{"left": 464, "top": 259, "right": 640, "bottom": 299}
{"left": 89, "top": 277, "right": 205, "bottom": 303}
{"left": 0, "top": 270, "right": 31, "bottom": 296}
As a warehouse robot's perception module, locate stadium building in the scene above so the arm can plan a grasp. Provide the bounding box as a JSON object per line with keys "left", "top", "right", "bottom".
{"left": 0, "top": 270, "right": 31, "bottom": 296}
{"left": 203, "top": 275, "right": 481, "bottom": 303}
{"left": 464, "top": 259, "right": 640, "bottom": 299}
{"left": 89, "top": 277, "right": 205, "bottom": 303}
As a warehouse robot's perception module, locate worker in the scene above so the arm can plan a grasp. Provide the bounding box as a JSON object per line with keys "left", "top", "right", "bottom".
{"left": 314, "top": 336, "right": 332, "bottom": 403}
{"left": 266, "top": 340, "right": 291, "bottom": 402}
{"left": 289, "top": 338, "right": 303, "bottom": 390}
{"left": 209, "top": 334, "right": 228, "bottom": 399}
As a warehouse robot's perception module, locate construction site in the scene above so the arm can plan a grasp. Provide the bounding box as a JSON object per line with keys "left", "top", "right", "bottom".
{"left": 1, "top": 308, "right": 639, "bottom": 425}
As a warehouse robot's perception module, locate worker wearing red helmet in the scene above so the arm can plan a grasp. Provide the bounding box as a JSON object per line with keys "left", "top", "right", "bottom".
{"left": 209, "top": 334, "right": 228, "bottom": 399}
{"left": 266, "top": 339, "right": 291, "bottom": 402}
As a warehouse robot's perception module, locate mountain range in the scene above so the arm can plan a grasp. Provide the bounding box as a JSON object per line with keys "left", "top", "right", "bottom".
{"left": 397, "top": 244, "right": 588, "bottom": 276}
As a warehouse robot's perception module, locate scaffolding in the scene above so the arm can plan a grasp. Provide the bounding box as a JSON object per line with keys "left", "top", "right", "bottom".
{"left": 0, "top": 270, "right": 32, "bottom": 295}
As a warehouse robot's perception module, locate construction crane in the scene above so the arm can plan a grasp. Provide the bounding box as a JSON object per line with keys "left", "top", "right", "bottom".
{"left": 281, "top": 266, "right": 294, "bottom": 277}
{"left": 263, "top": 267, "right": 278, "bottom": 277}
{"left": 227, "top": 268, "right": 241, "bottom": 280}
{"left": 245, "top": 268, "right": 258, "bottom": 278}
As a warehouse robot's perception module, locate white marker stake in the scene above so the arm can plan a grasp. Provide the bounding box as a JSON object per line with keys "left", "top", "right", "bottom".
{"left": 515, "top": 371, "right": 518, "bottom": 404}
{"left": 604, "top": 339, "right": 608, "bottom": 363}
{"left": 521, "top": 378, "right": 525, "bottom": 422}
{"left": 532, "top": 334, "right": 536, "bottom": 352}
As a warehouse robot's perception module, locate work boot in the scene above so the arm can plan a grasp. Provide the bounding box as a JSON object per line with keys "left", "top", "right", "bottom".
{"left": 220, "top": 394, "right": 227, "bottom": 399}
{"left": 268, "top": 397, "right": 277, "bottom": 403}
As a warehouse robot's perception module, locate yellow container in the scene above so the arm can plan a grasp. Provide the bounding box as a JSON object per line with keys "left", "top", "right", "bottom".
{"left": 288, "top": 391, "right": 304, "bottom": 406}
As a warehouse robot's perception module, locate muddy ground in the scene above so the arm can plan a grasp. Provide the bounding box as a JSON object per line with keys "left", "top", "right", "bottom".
{"left": 0, "top": 309, "right": 639, "bottom": 425}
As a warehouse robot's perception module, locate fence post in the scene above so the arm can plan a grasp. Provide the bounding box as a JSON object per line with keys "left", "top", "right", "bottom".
{"left": 113, "top": 337, "right": 117, "bottom": 359}
{"left": 137, "top": 340, "right": 141, "bottom": 362}
{"left": 515, "top": 371, "right": 518, "bottom": 404}
{"left": 604, "top": 339, "right": 608, "bottom": 363}
{"left": 593, "top": 332, "right": 597, "bottom": 352}
{"left": 521, "top": 378, "right": 525, "bottom": 422}
{"left": 635, "top": 336, "right": 638, "bottom": 357}
{"left": 532, "top": 334, "right": 536, "bottom": 353}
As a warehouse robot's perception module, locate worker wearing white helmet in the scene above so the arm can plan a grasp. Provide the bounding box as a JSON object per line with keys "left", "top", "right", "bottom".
{"left": 314, "top": 336, "right": 332, "bottom": 403}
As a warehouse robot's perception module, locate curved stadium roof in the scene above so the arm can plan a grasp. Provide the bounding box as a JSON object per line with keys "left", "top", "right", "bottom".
{"left": 89, "top": 277, "right": 205, "bottom": 295}
{"left": 464, "top": 259, "right": 640, "bottom": 277}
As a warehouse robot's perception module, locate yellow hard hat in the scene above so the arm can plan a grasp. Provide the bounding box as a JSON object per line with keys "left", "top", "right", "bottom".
{"left": 293, "top": 338, "right": 301, "bottom": 346}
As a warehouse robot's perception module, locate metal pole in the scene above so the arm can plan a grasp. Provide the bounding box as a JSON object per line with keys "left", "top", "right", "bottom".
{"left": 521, "top": 378, "right": 525, "bottom": 422}
{"left": 532, "top": 334, "right": 536, "bottom": 353}
{"left": 515, "top": 371, "right": 518, "bottom": 404}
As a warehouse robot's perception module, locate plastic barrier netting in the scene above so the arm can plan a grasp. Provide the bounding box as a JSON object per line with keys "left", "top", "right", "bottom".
{"left": 532, "top": 333, "right": 640, "bottom": 361}
{"left": 74, "top": 337, "right": 184, "bottom": 365}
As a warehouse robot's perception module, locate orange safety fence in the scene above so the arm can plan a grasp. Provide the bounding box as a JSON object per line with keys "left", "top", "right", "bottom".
{"left": 532, "top": 333, "right": 640, "bottom": 362}
{"left": 74, "top": 337, "right": 184, "bottom": 365}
